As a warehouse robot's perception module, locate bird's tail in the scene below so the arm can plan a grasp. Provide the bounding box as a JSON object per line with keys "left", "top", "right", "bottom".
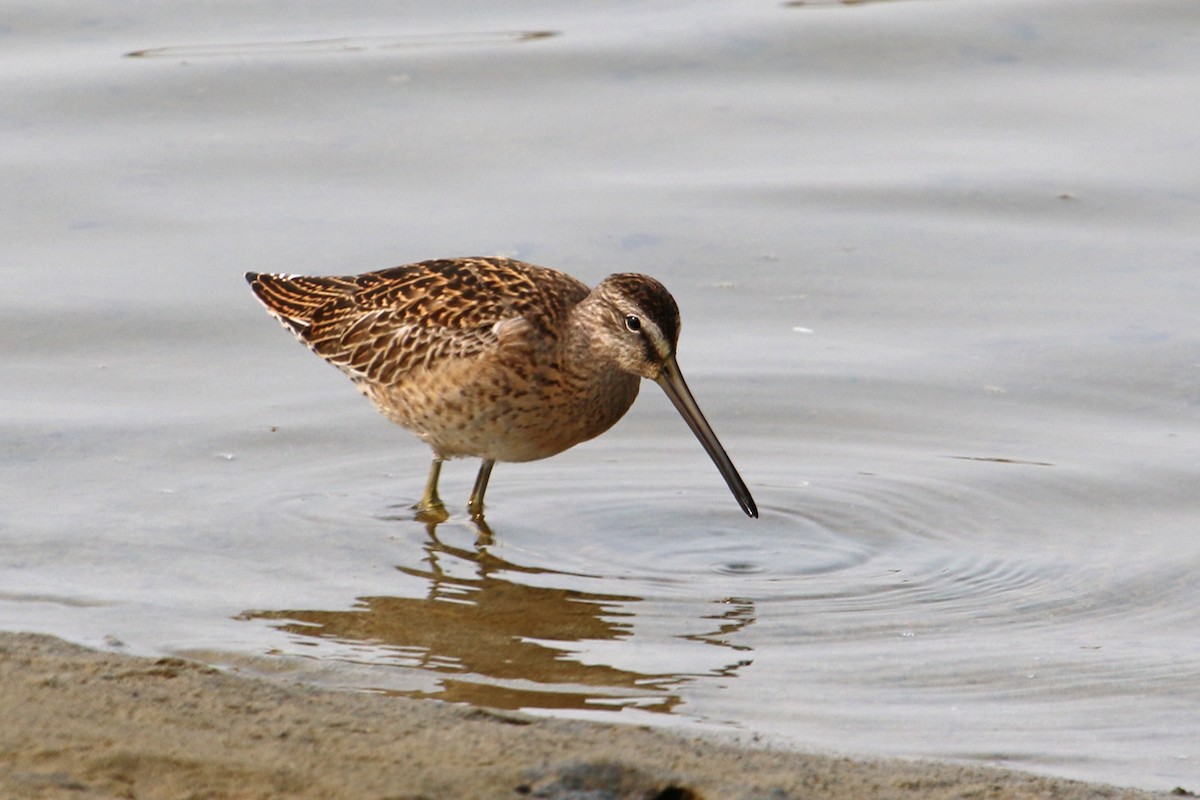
{"left": 244, "top": 271, "right": 357, "bottom": 335}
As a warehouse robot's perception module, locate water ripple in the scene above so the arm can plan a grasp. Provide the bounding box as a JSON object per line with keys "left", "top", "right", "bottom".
{"left": 228, "top": 448, "right": 1200, "bottom": 789}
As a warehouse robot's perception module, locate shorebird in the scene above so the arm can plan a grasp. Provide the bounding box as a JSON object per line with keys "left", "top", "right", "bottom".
{"left": 246, "top": 257, "right": 757, "bottom": 521}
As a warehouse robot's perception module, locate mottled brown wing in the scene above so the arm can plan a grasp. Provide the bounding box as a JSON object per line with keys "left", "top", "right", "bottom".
{"left": 246, "top": 257, "right": 590, "bottom": 385}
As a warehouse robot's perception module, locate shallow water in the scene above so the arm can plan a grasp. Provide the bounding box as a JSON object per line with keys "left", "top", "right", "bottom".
{"left": 3, "top": 0, "right": 1199, "bottom": 790}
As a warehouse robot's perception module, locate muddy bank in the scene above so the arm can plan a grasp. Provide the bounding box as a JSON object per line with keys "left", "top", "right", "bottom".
{"left": 0, "top": 632, "right": 1171, "bottom": 800}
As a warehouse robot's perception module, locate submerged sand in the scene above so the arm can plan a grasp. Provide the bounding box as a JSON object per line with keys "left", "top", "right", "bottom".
{"left": 0, "top": 632, "right": 1171, "bottom": 800}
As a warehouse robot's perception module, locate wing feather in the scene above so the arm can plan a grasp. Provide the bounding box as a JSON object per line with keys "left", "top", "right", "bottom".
{"left": 245, "top": 257, "right": 589, "bottom": 384}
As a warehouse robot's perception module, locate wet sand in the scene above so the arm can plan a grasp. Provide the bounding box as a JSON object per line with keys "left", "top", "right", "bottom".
{"left": 0, "top": 633, "right": 1168, "bottom": 800}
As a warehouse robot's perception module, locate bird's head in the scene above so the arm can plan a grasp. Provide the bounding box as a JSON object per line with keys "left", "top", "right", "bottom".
{"left": 590, "top": 273, "right": 682, "bottom": 380}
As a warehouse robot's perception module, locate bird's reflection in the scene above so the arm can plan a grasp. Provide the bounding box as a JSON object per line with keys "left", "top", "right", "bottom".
{"left": 242, "top": 522, "right": 756, "bottom": 713}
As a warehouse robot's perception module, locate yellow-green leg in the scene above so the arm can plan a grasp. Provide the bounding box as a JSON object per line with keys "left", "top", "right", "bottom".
{"left": 467, "top": 459, "right": 495, "bottom": 520}
{"left": 414, "top": 456, "right": 449, "bottom": 523}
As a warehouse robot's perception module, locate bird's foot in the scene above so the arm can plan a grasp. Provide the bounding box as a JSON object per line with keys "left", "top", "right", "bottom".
{"left": 413, "top": 500, "right": 450, "bottom": 524}
{"left": 470, "top": 514, "right": 494, "bottom": 546}
{"left": 466, "top": 498, "right": 494, "bottom": 544}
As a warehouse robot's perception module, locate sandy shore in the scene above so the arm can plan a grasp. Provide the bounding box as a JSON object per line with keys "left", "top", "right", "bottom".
{"left": 0, "top": 632, "right": 1173, "bottom": 800}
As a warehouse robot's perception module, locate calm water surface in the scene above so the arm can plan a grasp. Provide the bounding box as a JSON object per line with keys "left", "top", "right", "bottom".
{"left": 3, "top": 0, "right": 1199, "bottom": 790}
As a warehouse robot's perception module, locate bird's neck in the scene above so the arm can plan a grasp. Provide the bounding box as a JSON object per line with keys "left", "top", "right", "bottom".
{"left": 559, "top": 295, "right": 614, "bottom": 372}
{"left": 557, "top": 297, "right": 641, "bottom": 419}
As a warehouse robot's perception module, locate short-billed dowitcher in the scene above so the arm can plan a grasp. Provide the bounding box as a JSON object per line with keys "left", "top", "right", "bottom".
{"left": 246, "top": 257, "right": 757, "bottom": 521}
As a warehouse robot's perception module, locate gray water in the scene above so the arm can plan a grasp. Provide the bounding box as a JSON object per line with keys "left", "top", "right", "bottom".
{"left": 3, "top": 0, "right": 1199, "bottom": 790}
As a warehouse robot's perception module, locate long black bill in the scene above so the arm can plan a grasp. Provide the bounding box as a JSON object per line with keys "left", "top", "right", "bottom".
{"left": 655, "top": 356, "right": 758, "bottom": 518}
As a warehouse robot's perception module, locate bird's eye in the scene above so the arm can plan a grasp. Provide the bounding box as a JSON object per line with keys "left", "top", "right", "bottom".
{"left": 624, "top": 315, "right": 642, "bottom": 333}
